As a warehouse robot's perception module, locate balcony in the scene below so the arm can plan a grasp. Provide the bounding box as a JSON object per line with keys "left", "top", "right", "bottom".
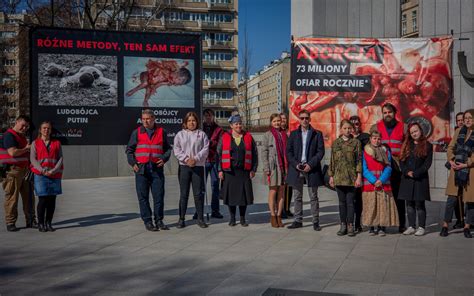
{"left": 203, "top": 39, "right": 236, "bottom": 50}
{"left": 203, "top": 60, "right": 235, "bottom": 69}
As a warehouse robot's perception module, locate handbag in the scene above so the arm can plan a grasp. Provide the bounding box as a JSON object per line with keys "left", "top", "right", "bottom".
{"left": 322, "top": 164, "right": 335, "bottom": 191}
{"left": 24, "top": 170, "right": 34, "bottom": 182}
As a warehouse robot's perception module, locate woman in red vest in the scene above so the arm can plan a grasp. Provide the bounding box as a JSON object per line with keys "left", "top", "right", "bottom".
{"left": 217, "top": 114, "right": 258, "bottom": 227}
{"left": 30, "top": 121, "right": 63, "bottom": 232}
{"left": 362, "top": 130, "right": 399, "bottom": 236}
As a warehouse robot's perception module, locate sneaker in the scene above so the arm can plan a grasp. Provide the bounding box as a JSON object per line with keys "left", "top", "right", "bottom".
{"left": 403, "top": 226, "right": 416, "bottom": 235}
{"left": 414, "top": 227, "right": 425, "bottom": 236}
{"left": 145, "top": 222, "right": 158, "bottom": 232}
{"left": 156, "top": 220, "right": 169, "bottom": 230}
{"left": 378, "top": 229, "right": 386, "bottom": 237}
{"left": 369, "top": 227, "right": 376, "bottom": 236}
{"left": 211, "top": 211, "right": 224, "bottom": 219}
{"left": 313, "top": 222, "right": 322, "bottom": 231}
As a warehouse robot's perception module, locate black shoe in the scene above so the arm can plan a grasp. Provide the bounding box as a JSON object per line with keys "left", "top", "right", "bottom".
{"left": 229, "top": 216, "right": 237, "bottom": 227}
{"left": 38, "top": 224, "right": 47, "bottom": 232}
{"left": 337, "top": 223, "right": 347, "bottom": 236}
{"left": 211, "top": 211, "right": 224, "bottom": 219}
{"left": 177, "top": 219, "right": 186, "bottom": 229}
{"left": 192, "top": 213, "right": 198, "bottom": 220}
{"left": 398, "top": 226, "right": 406, "bottom": 234}
{"left": 156, "top": 220, "right": 169, "bottom": 230}
{"left": 287, "top": 210, "right": 294, "bottom": 217}
{"left": 26, "top": 219, "right": 38, "bottom": 229}
{"left": 453, "top": 221, "right": 463, "bottom": 229}
{"left": 348, "top": 225, "right": 355, "bottom": 237}
{"left": 145, "top": 222, "right": 158, "bottom": 232}
{"left": 6, "top": 224, "right": 19, "bottom": 232}
{"left": 197, "top": 220, "right": 208, "bottom": 228}
{"left": 356, "top": 225, "right": 363, "bottom": 233}
{"left": 287, "top": 221, "right": 303, "bottom": 229}
{"left": 240, "top": 216, "right": 248, "bottom": 227}
{"left": 439, "top": 227, "right": 448, "bottom": 237}
{"left": 463, "top": 228, "right": 472, "bottom": 238}
{"left": 313, "top": 223, "right": 322, "bottom": 231}
{"left": 45, "top": 222, "right": 55, "bottom": 232}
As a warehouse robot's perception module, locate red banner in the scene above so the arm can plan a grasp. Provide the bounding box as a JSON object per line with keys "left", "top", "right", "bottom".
{"left": 289, "top": 37, "right": 453, "bottom": 151}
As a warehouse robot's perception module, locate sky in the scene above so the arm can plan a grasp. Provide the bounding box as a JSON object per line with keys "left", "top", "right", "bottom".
{"left": 238, "top": 0, "right": 291, "bottom": 77}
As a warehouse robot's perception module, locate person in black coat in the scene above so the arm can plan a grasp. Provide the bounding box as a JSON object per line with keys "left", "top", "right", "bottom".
{"left": 398, "top": 122, "right": 433, "bottom": 236}
{"left": 286, "top": 109, "right": 325, "bottom": 231}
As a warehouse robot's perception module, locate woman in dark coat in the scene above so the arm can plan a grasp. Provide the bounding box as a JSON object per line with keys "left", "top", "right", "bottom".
{"left": 217, "top": 114, "right": 258, "bottom": 227}
{"left": 399, "top": 122, "right": 433, "bottom": 236}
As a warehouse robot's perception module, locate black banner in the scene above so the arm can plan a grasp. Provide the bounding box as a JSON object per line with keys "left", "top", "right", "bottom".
{"left": 30, "top": 27, "right": 202, "bottom": 145}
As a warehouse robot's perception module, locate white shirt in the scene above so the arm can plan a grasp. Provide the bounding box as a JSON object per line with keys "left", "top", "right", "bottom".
{"left": 301, "top": 128, "right": 308, "bottom": 163}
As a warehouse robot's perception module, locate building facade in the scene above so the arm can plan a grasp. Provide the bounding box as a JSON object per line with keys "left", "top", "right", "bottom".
{"left": 401, "top": 0, "right": 419, "bottom": 38}
{"left": 238, "top": 53, "right": 290, "bottom": 128}
{"left": 0, "top": 12, "right": 29, "bottom": 130}
{"left": 98, "top": 0, "right": 239, "bottom": 125}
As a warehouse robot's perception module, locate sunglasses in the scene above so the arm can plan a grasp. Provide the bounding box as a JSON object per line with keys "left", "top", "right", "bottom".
{"left": 299, "top": 116, "right": 310, "bottom": 120}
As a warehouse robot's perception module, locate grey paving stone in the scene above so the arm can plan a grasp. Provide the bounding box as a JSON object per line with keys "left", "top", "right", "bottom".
{"left": 378, "top": 284, "right": 435, "bottom": 296}
{"left": 333, "top": 259, "right": 390, "bottom": 284}
{"left": 207, "top": 273, "right": 279, "bottom": 296}
{"left": 323, "top": 279, "right": 381, "bottom": 295}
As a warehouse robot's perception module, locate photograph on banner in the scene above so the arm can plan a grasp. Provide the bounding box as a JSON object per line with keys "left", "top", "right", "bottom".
{"left": 124, "top": 57, "right": 195, "bottom": 108}
{"left": 38, "top": 54, "right": 118, "bottom": 106}
{"left": 289, "top": 36, "right": 452, "bottom": 151}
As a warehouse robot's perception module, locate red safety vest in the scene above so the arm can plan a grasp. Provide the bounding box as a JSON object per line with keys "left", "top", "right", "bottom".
{"left": 135, "top": 127, "right": 164, "bottom": 164}
{"left": 221, "top": 132, "right": 253, "bottom": 171}
{"left": 362, "top": 150, "right": 392, "bottom": 192}
{"left": 0, "top": 128, "right": 29, "bottom": 168}
{"left": 377, "top": 120, "right": 404, "bottom": 157}
{"left": 30, "top": 139, "right": 63, "bottom": 179}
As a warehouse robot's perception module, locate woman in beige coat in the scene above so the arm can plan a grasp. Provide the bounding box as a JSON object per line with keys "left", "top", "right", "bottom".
{"left": 262, "top": 114, "right": 288, "bottom": 228}
{"left": 440, "top": 109, "right": 474, "bottom": 238}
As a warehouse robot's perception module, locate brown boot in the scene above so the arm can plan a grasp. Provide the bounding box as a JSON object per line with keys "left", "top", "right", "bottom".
{"left": 270, "top": 216, "right": 278, "bottom": 228}
{"left": 277, "top": 216, "right": 284, "bottom": 227}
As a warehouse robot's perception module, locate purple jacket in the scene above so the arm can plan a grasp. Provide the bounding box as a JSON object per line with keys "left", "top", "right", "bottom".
{"left": 173, "top": 129, "right": 209, "bottom": 167}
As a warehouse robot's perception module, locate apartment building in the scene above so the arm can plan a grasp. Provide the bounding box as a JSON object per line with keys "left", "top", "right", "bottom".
{"left": 401, "top": 0, "right": 419, "bottom": 38}
{"left": 238, "top": 53, "right": 290, "bottom": 128}
{"left": 0, "top": 12, "right": 29, "bottom": 129}
{"left": 98, "top": 0, "right": 239, "bottom": 124}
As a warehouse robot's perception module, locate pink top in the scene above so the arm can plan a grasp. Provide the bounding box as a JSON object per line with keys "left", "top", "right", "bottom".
{"left": 173, "top": 129, "right": 209, "bottom": 166}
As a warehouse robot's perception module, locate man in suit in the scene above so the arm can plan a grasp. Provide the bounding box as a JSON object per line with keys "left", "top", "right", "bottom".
{"left": 286, "top": 109, "right": 325, "bottom": 231}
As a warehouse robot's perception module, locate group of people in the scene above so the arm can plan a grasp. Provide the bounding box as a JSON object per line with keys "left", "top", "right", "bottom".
{"left": 1, "top": 106, "right": 473, "bottom": 239}
{"left": 0, "top": 117, "right": 63, "bottom": 232}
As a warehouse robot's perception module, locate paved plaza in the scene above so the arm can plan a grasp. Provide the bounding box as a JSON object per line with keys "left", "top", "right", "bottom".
{"left": 1, "top": 175, "right": 473, "bottom": 296}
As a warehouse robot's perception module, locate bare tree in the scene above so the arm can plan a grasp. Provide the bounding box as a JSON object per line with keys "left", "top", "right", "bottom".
{"left": 240, "top": 25, "right": 252, "bottom": 129}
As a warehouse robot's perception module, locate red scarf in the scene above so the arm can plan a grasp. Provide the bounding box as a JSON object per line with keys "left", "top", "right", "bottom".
{"left": 270, "top": 127, "right": 288, "bottom": 173}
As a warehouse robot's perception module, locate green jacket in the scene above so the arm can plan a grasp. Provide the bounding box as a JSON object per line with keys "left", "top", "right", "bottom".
{"left": 328, "top": 136, "right": 362, "bottom": 186}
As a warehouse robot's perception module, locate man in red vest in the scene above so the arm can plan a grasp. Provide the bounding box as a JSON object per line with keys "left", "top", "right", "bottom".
{"left": 372, "top": 103, "right": 406, "bottom": 233}
{"left": 0, "top": 116, "right": 36, "bottom": 232}
{"left": 126, "top": 109, "right": 171, "bottom": 231}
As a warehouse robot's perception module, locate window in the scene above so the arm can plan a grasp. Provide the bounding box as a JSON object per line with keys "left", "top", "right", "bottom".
{"left": 204, "top": 90, "right": 233, "bottom": 101}
{"left": 215, "top": 110, "right": 232, "bottom": 119}
{"left": 401, "top": 14, "right": 407, "bottom": 35}
{"left": 8, "top": 101, "right": 16, "bottom": 108}
{"left": 204, "top": 71, "right": 233, "bottom": 82}
{"left": 2, "top": 59, "right": 16, "bottom": 66}
{"left": 2, "top": 74, "right": 16, "bottom": 84}
{"left": 203, "top": 52, "right": 233, "bottom": 61}
{"left": 204, "top": 33, "right": 233, "bottom": 45}
{"left": 3, "top": 46, "right": 17, "bottom": 53}
{"left": 412, "top": 10, "right": 417, "bottom": 32}
{"left": 3, "top": 88, "right": 15, "bottom": 95}
{"left": 0, "top": 31, "right": 17, "bottom": 38}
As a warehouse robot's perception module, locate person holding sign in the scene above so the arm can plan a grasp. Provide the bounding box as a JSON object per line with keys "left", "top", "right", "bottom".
{"left": 30, "top": 121, "right": 63, "bottom": 232}
{"left": 217, "top": 114, "right": 258, "bottom": 227}
{"left": 173, "top": 112, "right": 209, "bottom": 229}
{"left": 126, "top": 109, "right": 171, "bottom": 232}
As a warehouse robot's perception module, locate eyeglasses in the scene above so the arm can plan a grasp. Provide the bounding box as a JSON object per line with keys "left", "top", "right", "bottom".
{"left": 299, "top": 117, "right": 310, "bottom": 121}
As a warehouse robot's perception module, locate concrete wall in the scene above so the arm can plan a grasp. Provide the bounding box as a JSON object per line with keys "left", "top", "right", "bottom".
{"left": 290, "top": 0, "right": 470, "bottom": 188}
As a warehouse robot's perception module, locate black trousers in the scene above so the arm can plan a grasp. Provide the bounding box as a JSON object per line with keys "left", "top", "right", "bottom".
{"left": 354, "top": 188, "right": 363, "bottom": 227}
{"left": 228, "top": 205, "right": 247, "bottom": 217}
{"left": 178, "top": 165, "right": 205, "bottom": 220}
{"left": 336, "top": 186, "right": 355, "bottom": 224}
{"left": 284, "top": 185, "right": 293, "bottom": 213}
{"left": 391, "top": 170, "right": 405, "bottom": 228}
{"left": 406, "top": 200, "right": 426, "bottom": 228}
{"left": 37, "top": 195, "right": 57, "bottom": 225}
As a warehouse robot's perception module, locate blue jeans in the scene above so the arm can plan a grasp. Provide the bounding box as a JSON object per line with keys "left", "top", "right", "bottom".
{"left": 135, "top": 169, "right": 165, "bottom": 224}
{"left": 205, "top": 162, "right": 220, "bottom": 213}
